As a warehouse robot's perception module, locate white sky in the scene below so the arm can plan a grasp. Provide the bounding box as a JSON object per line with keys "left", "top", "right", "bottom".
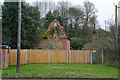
{"left": 1, "top": 0, "right": 120, "bottom": 29}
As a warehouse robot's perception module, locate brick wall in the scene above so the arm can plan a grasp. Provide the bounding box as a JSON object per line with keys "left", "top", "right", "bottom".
{"left": 0, "top": 48, "right": 9, "bottom": 69}
{"left": 39, "top": 38, "right": 70, "bottom": 50}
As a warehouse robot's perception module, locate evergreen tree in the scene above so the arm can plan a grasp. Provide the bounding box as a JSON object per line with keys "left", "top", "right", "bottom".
{"left": 2, "top": 2, "right": 42, "bottom": 49}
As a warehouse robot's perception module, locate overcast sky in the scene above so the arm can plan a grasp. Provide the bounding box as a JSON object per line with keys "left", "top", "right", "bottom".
{"left": 1, "top": 0, "right": 120, "bottom": 29}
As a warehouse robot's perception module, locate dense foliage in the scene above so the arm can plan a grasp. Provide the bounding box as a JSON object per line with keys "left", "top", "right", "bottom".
{"left": 2, "top": 2, "right": 42, "bottom": 49}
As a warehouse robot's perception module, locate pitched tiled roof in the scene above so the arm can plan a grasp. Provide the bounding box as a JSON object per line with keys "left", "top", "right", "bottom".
{"left": 42, "top": 19, "right": 66, "bottom": 38}
{"left": 48, "top": 19, "right": 63, "bottom": 31}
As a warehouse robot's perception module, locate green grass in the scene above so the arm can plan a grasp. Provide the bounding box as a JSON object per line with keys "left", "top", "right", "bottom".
{"left": 1, "top": 63, "right": 119, "bottom": 79}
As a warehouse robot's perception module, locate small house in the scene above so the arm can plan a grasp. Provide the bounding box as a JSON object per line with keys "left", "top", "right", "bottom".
{"left": 39, "top": 19, "right": 70, "bottom": 50}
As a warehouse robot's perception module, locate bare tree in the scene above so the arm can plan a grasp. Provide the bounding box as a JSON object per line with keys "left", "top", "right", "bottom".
{"left": 83, "top": 1, "right": 97, "bottom": 30}
{"left": 68, "top": 6, "right": 84, "bottom": 28}
{"left": 105, "top": 18, "right": 120, "bottom": 67}
{"left": 57, "top": 1, "right": 71, "bottom": 18}
{"left": 34, "top": 1, "right": 57, "bottom": 17}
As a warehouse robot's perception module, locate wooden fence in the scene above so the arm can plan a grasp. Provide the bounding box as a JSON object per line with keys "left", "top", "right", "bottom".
{"left": 9, "top": 49, "right": 91, "bottom": 65}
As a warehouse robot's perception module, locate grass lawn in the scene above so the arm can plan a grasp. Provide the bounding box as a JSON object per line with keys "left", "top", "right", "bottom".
{"left": 1, "top": 63, "right": 119, "bottom": 79}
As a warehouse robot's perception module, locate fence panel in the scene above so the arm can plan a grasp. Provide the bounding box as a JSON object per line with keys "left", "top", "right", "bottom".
{"left": 68, "top": 50, "right": 90, "bottom": 63}
{"left": 9, "top": 49, "right": 90, "bottom": 65}
{"left": 27, "top": 50, "right": 48, "bottom": 64}
{"left": 9, "top": 49, "right": 26, "bottom": 65}
{"left": 92, "top": 51, "right": 102, "bottom": 64}
{"left": 50, "top": 50, "right": 67, "bottom": 63}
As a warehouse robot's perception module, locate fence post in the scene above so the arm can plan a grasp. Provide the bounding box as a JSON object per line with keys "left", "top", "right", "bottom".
{"left": 67, "top": 50, "right": 68, "bottom": 64}
{"left": 25, "top": 49, "right": 27, "bottom": 64}
{"left": 102, "top": 50, "right": 104, "bottom": 64}
{"left": 90, "top": 51, "right": 92, "bottom": 64}
{"left": 48, "top": 49, "right": 50, "bottom": 63}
